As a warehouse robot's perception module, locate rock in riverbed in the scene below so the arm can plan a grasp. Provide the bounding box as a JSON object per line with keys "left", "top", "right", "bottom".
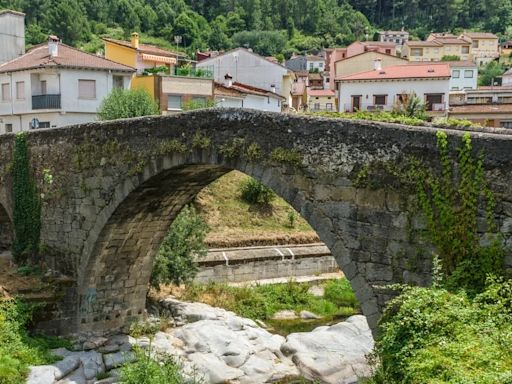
{"left": 27, "top": 299, "right": 373, "bottom": 384}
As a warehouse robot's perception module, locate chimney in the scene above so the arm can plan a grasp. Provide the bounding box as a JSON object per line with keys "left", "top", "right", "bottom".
{"left": 48, "top": 35, "right": 59, "bottom": 57}
{"left": 270, "top": 84, "right": 276, "bottom": 93}
{"left": 131, "top": 32, "right": 139, "bottom": 49}
{"left": 224, "top": 73, "right": 233, "bottom": 87}
{"left": 374, "top": 58, "right": 382, "bottom": 71}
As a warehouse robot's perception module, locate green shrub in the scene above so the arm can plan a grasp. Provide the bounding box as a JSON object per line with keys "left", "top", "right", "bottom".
{"left": 97, "top": 88, "right": 160, "bottom": 121}
{"left": 323, "top": 279, "right": 358, "bottom": 308}
{"left": 120, "top": 346, "right": 201, "bottom": 384}
{"left": 368, "top": 280, "right": 512, "bottom": 384}
{"left": 0, "top": 300, "right": 67, "bottom": 384}
{"left": 239, "top": 178, "right": 276, "bottom": 205}
{"left": 151, "top": 205, "right": 209, "bottom": 289}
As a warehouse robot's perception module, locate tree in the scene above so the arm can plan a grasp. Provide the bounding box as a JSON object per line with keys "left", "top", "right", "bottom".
{"left": 97, "top": 88, "right": 159, "bottom": 121}
{"left": 42, "top": 0, "right": 91, "bottom": 45}
{"left": 441, "top": 55, "right": 461, "bottom": 61}
{"left": 151, "top": 205, "right": 209, "bottom": 288}
{"left": 478, "top": 61, "right": 505, "bottom": 86}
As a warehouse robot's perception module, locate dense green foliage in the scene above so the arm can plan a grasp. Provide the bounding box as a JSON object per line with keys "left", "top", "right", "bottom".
{"left": 151, "top": 205, "right": 209, "bottom": 288}
{"left": 479, "top": 61, "right": 507, "bottom": 86}
{"left": 179, "top": 278, "right": 360, "bottom": 331}
{"left": 97, "top": 88, "right": 160, "bottom": 121}
{"left": 1, "top": 0, "right": 511, "bottom": 57}
{"left": 0, "top": 300, "right": 70, "bottom": 384}
{"left": 120, "top": 346, "right": 201, "bottom": 384}
{"left": 367, "top": 279, "right": 512, "bottom": 383}
{"left": 11, "top": 133, "right": 41, "bottom": 264}
{"left": 239, "top": 179, "right": 276, "bottom": 206}
{"left": 415, "top": 131, "right": 504, "bottom": 294}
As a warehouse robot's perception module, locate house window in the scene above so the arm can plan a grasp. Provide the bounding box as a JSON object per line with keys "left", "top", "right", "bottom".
{"left": 309, "top": 63, "right": 314, "bottom": 69}
{"left": 78, "top": 80, "right": 96, "bottom": 99}
{"left": 313, "top": 103, "right": 320, "bottom": 110}
{"left": 453, "top": 70, "right": 460, "bottom": 78}
{"left": 374, "top": 94, "right": 387, "bottom": 105}
{"left": 462, "top": 46, "right": 470, "bottom": 54}
{"left": 385, "top": 49, "right": 391, "bottom": 54}
{"left": 167, "top": 95, "right": 182, "bottom": 110}
{"left": 16, "top": 82, "right": 24, "bottom": 100}
{"left": 325, "top": 103, "right": 333, "bottom": 111}
{"left": 40, "top": 80, "right": 47, "bottom": 95}
{"left": 113, "top": 76, "right": 124, "bottom": 89}
{"left": 472, "top": 40, "right": 479, "bottom": 48}
{"left": 5, "top": 124, "right": 12, "bottom": 133}
{"left": 451, "top": 87, "right": 459, "bottom": 91}
{"left": 1, "top": 83, "right": 10, "bottom": 101}
{"left": 411, "top": 48, "right": 423, "bottom": 56}
{"left": 464, "top": 70, "right": 474, "bottom": 78}
{"left": 501, "top": 121, "right": 512, "bottom": 129}
{"left": 38, "top": 121, "right": 51, "bottom": 129}
{"left": 425, "top": 94, "right": 444, "bottom": 111}
{"left": 319, "top": 62, "right": 324, "bottom": 68}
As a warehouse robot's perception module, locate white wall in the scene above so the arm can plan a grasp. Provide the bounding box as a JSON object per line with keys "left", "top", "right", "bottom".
{"left": 503, "top": 74, "right": 512, "bottom": 86}
{"left": 338, "top": 78, "right": 450, "bottom": 112}
{"left": 307, "top": 59, "right": 325, "bottom": 72}
{"left": 450, "top": 67, "right": 478, "bottom": 90}
{"left": 243, "top": 94, "right": 281, "bottom": 112}
{"left": 197, "top": 49, "right": 289, "bottom": 98}
{"left": 0, "top": 68, "right": 132, "bottom": 133}
{"left": 215, "top": 96, "right": 243, "bottom": 108}
{"left": 0, "top": 13, "right": 25, "bottom": 64}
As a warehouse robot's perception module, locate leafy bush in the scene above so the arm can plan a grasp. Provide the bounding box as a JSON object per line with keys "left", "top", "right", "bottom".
{"left": 311, "top": 111, "right": 426, "bottom": 126}
{"left": 239, "top": 178, "right": 276, "bottom": 205}
{"left": 0, "top": 300, "right": 68, "bottom": 384}
{"left": 120, "top": 346, "right": 201, "bottom": 384}
{"left": 151, "top": 205, "right": 209, "bottom": 289}
{"left": 97, "top": 88, "right": 160, "bottom": 121}
{"left": 323, "top": 279, "right": 358, "bottom": 308}
{"left": 367, "top": 280, "right": 512, "bottom": 384}
{"left": 392, "top": 93, "right": 427, "bottom": 120}
{"left": 432, "top": 117, "right": 482, "bottom": 129}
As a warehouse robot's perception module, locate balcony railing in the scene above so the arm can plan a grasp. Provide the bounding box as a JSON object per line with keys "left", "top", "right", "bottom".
{"left": 172, "top": 66, "right": 214, "bottom": 79}
{"left": 32, "top": 94, "right": 61, "bottom": 110}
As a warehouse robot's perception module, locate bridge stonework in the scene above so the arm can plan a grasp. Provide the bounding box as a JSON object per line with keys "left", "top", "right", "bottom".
{"left": 0, "top": 109, "right": 511, "bottom": 336}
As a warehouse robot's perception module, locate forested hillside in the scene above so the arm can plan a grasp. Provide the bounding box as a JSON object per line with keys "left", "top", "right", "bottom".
{"left": 1, "top": 0, "right": 511, "bottom": 58}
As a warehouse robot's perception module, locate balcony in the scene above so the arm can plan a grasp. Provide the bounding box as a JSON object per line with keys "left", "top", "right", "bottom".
{"left": 32, "top": 94, "right": 61, "bottom": 110}
{"left": 172, "top": 66, "right": 214, "bottom": 79}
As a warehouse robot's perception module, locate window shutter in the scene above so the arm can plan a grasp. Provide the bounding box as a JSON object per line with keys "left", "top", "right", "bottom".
{"left": 78, "top": 80, "right": 96, "bottom": 99}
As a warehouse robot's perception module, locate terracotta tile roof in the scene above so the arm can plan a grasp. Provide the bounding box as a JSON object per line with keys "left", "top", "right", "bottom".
{"left": 334, "top": 50, "right": 407, "bottom": 65}
{"left": 361, "top": 41, "right": 396, "bottom": 48}
{"left": 214, "top": 82, "right": 285, "bottom": 99}
{"left": 450, "top": 104, "right": 512, "bottom": 114}
{"left": 462, "top": 32, "right": 498, "bottom": 39}
{"left": 0, "top": 42, "right": 135, "bottom": 73}
{"left": 308, "top": 89, "right": 336, "bottom": 97}
{"left": 214, "top": 83, "right": 245, "bottom": 98}
{"left": 437, "top": 38, "right": 470, "bottom": 45}
{"left": 102, "top": 38, "right": 186, "bottom": 58}
{"left": 406, "top": 40, "right": 443, "bottom": 47}
{"left": 336, "top": 63, "right": 451, "bottom": 81}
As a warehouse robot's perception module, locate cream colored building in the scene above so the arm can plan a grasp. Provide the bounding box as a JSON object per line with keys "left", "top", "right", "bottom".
{"left": 334, "top": 51, "right": 407, "bottom": 80}
{"left": 461, "top": 32, "right": 499, "bottom": 66}
{"left": 403, "top": 39, "right": 471, "bottom": 62}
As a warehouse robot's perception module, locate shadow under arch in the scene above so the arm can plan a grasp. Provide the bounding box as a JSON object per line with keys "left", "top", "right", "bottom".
{"left": 75, "top": 149, "right": 379, "bottom": 336}
{"left": 0, "top": 202, "right": 13, "bottom": 252}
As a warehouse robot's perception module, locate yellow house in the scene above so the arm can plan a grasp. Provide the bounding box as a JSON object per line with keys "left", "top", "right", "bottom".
{"left": 307, "top": 89, "right": 337, "bottom": 112}
{"left": 461, "top": 32, "right": 500, "bottom": 66}
{"left": 103, "top": 33, "right": 184, "bottom": 74}
{"left": 334, "top": 51, "right": 407, "bottom": 79}
{"left": 403, "top": 38, "right": 471, "bottom": 62}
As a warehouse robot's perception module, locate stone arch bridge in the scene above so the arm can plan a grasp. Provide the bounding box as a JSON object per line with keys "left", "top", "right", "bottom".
{"left": 0, "top": 109, "right": 511, "bottom": 336}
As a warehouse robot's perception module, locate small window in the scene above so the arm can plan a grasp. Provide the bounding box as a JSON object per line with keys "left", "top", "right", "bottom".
{"left": 464, "top": 70, "right": 474, "bottom": 78}
{"left": 501, "top": 121, "right": 512, "bottom": 129}
{"left": 78, "top": 80, "right": 96, "bottom": 99}
{"left": 40, "top": 80, "right": 47, "bottom": 95}
{"left": 451, "top": 87, "right": 459, "bottom": 91}
{"left": 319, "top": 62, "right": 324, "bottom": 68}
{"left": 5, "top": 124, "right": 12, "bottom": 133}
{"left": 374, "top": 94, "right": 387, "bottom": 105}
{"left": 315, "top": 97, "right": 319, "bottom": 100}
{"left": 38, "top": 121, "right": 51, "bottom": 129}
{"left": 16, "top": 82, "right": 25, "bottom": 100}
{"left": 452, "top": 70, "right": 460, "bottom": 78}
{"left": 385, "top": 49, "right": 391, "bottom": 54}
{"left": 167, "top": 95, "right": 182, "bottom": 110}
{"left": 411, "top": 48, "right": 423, "bottom": 56}
{"left": 326, "top": 103, "right": 333, "bottom": 111}
{"left": 313, "top": 103, "right": 320, "bottom": 110}
{"left": 1, "top": 83, "right": 10, "bottom": 101}
{"left": 113, "top": 76, "right": 124, "bottom": 89}
{"left": 462, "top": 46, "right": 470, "bottom": 54}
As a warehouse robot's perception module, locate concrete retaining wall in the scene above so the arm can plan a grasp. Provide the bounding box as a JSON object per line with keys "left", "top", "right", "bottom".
{"left": 195, "top": 243, "right": 339, "bottom": 283}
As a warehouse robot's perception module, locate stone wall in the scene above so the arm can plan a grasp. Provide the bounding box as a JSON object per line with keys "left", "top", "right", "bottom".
{"left": 0, "top": 109, "right": 510, "bottom": 336}
{"left": 0, "top": 204, "right": 12, "bottom": 251}
{"left": 195, "top": 244, "right": 338, "bottom": 283}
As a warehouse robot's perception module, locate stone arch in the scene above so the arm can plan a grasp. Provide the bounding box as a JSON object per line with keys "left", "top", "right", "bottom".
{"left": 75, "top": 148, "right": 386, "bottom": 336}
{"left": 0, "top": 202, "right": 13, "bottom": 252}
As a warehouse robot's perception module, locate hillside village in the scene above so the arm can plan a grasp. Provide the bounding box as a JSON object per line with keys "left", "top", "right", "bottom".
{"left": 1, "top": 9, "right": 512, "bottom": 133}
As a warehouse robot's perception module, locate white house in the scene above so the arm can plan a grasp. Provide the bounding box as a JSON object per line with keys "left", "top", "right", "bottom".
{"left": 196, "top": 48, "right": 293, "bottom": 108}
{"left": 336, "top": 61, "right": 450, "bottom": 113}
{"left": 214, "top": 78, "right": 284, "bottom": 112}
{"left": 503, "top": 68, "right": 512, "bottom": 86}
{"left": 448, "top": 61, "right": 478, "bottom": 91}
{"left": 0, "top": 36, "right": 134, "bottom": 134}
{"left": 306, "top": 55, "right": 325, "bottom": 72}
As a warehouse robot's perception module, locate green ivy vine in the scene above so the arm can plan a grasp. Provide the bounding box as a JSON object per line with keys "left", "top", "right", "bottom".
{"left": 11, "top": 132, "right": 41, "bottom": 264}
{"left": 416, "top": 131, "right": 504, "bottom": 294}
